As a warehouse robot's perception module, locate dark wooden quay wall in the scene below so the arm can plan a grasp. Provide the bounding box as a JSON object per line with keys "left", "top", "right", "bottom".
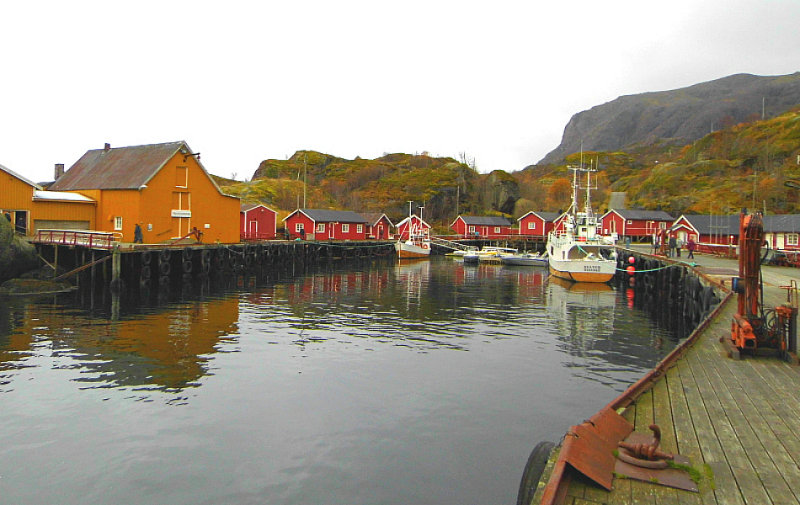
{"left": 35, "top": 240, "right": 397, "bottom": 309}
{"left": 614, "top": 250, "right": 723, "bottom": 338}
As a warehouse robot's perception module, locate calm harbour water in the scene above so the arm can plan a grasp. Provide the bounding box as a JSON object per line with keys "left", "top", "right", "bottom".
{"left": 0, "top": 257, "right": 680, "bottom": 505}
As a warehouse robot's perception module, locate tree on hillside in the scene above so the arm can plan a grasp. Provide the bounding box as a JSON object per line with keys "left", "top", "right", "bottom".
{"left": 547, "top": 178, "right": 572, "bottom": 210}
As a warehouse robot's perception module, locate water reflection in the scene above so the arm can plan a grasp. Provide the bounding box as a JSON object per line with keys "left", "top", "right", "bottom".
{"left": 0, "top": 258, "right": 682, "bottom": 505}
{"left": 0, "top": 297, "right": 238, "bottom": 393}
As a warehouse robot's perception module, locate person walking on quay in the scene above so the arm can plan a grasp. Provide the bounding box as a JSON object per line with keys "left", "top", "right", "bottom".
{"left": 668, "top": 235, "right": 676, "bottom": 258}
{"left": 687, "top": 237, "right": 696, "bottom": 259}
{"left": 134, "top": 223, "right": 144, "bottom": 244}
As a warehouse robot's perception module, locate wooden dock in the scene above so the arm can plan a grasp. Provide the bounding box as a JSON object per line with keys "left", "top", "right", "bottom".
{"left": 535, "top": 251, "right": 800, "bottom": 505}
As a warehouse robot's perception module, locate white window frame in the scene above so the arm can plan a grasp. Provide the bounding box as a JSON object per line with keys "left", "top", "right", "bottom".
{"left": 342, "top": 223, "right": 350, "bottom": 233}
{"left": 295, "top": 223, "right": 304, "bottom": 233}
{"left": 357, "top": 224, "right": 363, "bottom": 233}
{"left": 528, "top": 221, "right": 536, "bottom": 230}
{"left": 787, "top": 233, "right": 799, "bottom": 246}
{"left": 176, "top": 165, "right": 188, "bottom": 188}
{"left": 468, "top": 225, "right": 475, "bottom": 233}
{"left": 114, "top": 216, "right": 123, "bottom": 231}
{"left": 316, "top": 223, "right": 325, "bottom": 233}
{"left": 494, "top": 226, "right": 500, "bottom": 233}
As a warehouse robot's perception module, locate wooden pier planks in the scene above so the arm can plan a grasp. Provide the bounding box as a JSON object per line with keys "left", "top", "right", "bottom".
{"left": 560, "top": 293, "right": 800, "bottom": 505}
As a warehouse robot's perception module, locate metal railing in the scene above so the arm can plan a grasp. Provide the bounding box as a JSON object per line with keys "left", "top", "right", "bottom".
{"left": 32, "top": 229, "right": 121, "bottom": 250}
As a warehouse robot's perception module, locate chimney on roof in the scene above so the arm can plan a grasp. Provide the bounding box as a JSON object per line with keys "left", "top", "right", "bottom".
{"left": 104, "top": 143, "right": 111, "bottom": 152}
{"left": 54, "top": 163, "right": 65, "bottom": 180}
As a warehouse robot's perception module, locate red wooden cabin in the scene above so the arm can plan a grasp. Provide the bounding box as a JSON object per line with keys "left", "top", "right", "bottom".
{"left": 450, "top": 215, "right": 512, "bottom": 238}
{"left": 600, "top": 209, "right": 674, "bottom": 241}
{"left": 283, "top": 209, "right": 368, "bottom": 240}
{"left": 360, "top": 212, "right": 394, "bottom": 240}
{"left": 517, "top": 211, "right": 560, "bottom": 237}
{"left": 240, "top": 203, "right": 277, "bottom": 240}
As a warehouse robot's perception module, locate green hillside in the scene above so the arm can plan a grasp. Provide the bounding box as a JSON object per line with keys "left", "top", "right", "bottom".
{"left": 220, "top": 151, "right": 517, "bottom": 231}
{"left": 219, "top": 106, "right": 800, "bottom": 230}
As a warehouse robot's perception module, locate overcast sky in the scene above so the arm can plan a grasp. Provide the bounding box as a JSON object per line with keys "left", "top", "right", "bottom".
{"left": 1, "top": 0, "right": 798, "bottom": 183}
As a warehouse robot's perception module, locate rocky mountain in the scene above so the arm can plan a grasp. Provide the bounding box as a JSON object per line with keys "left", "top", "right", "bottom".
{"left": 539, "top": 72, "right": 800, "bottom": 165}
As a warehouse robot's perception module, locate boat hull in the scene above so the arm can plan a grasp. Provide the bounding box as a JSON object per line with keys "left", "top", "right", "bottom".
{"left": 395, "top": 241, "right": 431, "bottom": 259}
{"left": 501, "top": 255, "right": 548, "bottom": 267}
{"left": 548, "top": 260, "right": 615, "bottom": 283}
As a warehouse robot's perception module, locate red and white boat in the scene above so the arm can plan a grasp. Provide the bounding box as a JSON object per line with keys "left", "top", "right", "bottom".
{"left": 547, "top": 165, "right": 617, "bottom": 283}
{"left": 395, "top": 203, "right": 431, "bottom": 259}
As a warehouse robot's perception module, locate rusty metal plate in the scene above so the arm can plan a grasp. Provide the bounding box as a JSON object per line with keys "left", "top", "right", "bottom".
{"left": 560, "top": 408, "right": 633, "bottom": 491}
{"left": 614, "top": 454, "right": 698, "bottom": 492}
{"left": 588, "top": 407, "right": 635, "bottom": 442}
{"left": 614, "top": 430, "right": 699, "bottom": 492}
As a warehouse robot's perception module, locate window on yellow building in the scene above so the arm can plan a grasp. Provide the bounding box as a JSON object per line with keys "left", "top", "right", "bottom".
{"left": 114, "top": 216, "right": 123, "bottom": 231}
{"left": 176, "top": 166, "right": 188, "bottom": 188}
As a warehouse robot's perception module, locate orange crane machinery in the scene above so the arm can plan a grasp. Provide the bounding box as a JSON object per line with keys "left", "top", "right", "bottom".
{"left": 731, "top": 209, "right": 798, "bottom": 357}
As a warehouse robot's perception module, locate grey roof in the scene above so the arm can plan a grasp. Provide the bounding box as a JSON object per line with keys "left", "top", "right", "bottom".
{"left": 608, "top": 209, "right": 674, "bottom": 220}
{"left": 49, "top": 141, "right": 224, "bottom": 192}
{"left": 518, "top": 211, "right": 560, "bottom": 222}
{"left": 297, "top": 209, "right": 369, "bottom": 223}
{"left": 677, "top": 214, "right": 740, "bottom": 236}
{"left": 457, "top": 215, "right": 512, "bottom": 226}
{"left": 360, "top": 212, "right": 393, "bottom": 226}
{"left": 677, "top": 214, "right": 800, "bottom": 236}
{"left": 763, "top": 214, "right": 800, "bottom": 233}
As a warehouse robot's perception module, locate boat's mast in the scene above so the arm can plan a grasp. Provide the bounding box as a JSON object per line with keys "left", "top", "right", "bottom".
{"left": 585, "top": 164, "right": 592, "bottom": 218}
{"left": 570, "top": 166, "right": 579, "bottom": 218}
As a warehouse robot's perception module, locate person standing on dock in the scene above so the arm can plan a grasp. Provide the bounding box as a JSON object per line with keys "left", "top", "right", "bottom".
{"left": 687, "top": 237, "right": 696, "bottom": 259}
{"left": 134, "top": 223, "right": 144, "bottom": 244}
{"left": 668, "top": 234, "right": 676, "bottom": 257}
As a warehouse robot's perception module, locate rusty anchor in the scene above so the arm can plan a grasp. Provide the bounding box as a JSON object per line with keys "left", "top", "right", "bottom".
{"left": 616, "top": 424, "right": 675, "bottom": 469}
{"left": 613, "top": 424, "right": 699, "bottom": 492}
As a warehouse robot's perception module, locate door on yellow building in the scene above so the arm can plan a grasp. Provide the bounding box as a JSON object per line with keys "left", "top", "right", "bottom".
{"left": 172, "top": 192, "right": 191, "bottom": 239}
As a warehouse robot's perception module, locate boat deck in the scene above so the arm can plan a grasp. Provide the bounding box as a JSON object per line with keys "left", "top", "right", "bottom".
{"left": 540, "top": 249, "right": 800, "bottom": 505}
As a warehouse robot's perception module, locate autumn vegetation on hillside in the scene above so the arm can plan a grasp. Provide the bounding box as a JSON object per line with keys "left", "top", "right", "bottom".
{"left": 218, "top": 106, "right": 800, "bottom": 231}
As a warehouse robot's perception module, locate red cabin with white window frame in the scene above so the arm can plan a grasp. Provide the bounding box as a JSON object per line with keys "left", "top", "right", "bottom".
{"left": 450, "top": 215, "right": 513, "bottom": 238}
{"left": 600, "top": 209, "right": 674, "bottom": 241}
{"left": 240, "top": 203, "right": 277, "bottom": 240}
{"left": 283, "top": 209, "right": 369, "bottom": 240}
{"left": 517, "top": 211, "right": 560, "bottom": 237}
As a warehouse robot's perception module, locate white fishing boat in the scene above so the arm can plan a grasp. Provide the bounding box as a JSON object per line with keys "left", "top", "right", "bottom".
{"left": 395, "top": 202, "right": 431, "bottom": 259}
{"left": 546, "top": 165, "right": 617, "bottom": 283}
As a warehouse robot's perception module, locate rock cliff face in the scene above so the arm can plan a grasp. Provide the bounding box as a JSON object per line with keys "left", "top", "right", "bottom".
{"left": 539, "top": 72, "right": 800, "bottom": 165}
{"left": 484, "top": 170, "right": 520, "bottom": 215}
{"left": 0, "top": 218, "right": 38, "bottom": 283}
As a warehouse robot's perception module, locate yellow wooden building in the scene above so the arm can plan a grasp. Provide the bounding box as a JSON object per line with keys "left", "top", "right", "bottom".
{"left": 49, "top": 141, "right": 241, "bottom": 243}
{"left": 0, "top": 162, "right": 97, "bottom": 235}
